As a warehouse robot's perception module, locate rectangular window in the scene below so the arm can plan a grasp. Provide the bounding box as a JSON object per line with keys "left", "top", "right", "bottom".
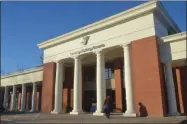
{"left": 121, "top": 65, "right": 124, "bottom": 79}
{"left": 105, "top": 68, "right": 114, "bottom": 80}
{"left": 84, "top": 66, "right": 96, "bottom": 82}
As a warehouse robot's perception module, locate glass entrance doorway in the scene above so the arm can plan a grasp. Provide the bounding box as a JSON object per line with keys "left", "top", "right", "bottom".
{"left": 106, "top": 89, "right": 115, "bottom": 112}
{"left": 84, "top": 90, "right": 96, "bottom": 112}
{"left": 84, "top": 89, "right": 116, "bottom": 112}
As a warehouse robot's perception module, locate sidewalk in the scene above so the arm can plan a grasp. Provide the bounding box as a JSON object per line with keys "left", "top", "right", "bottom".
{"left": 1, "top": 112, "right": 187, "bottom": 124}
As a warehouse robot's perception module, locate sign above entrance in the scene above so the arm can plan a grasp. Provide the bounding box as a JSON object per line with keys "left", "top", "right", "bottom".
{"left": 70, "top": 44, "right": 105, "bottom": 56}
{"left": 81, "top": 36, "right": 90, "bottom": 45}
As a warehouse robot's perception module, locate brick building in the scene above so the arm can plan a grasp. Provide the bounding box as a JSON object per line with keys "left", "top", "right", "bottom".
{"left": 1, "top": 1, "right": 186, "bottom": 117}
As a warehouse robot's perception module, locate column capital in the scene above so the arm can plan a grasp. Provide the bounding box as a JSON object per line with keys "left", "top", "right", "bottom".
{"left": 55, "top": 59, "right": 64, "bottom": 64}
{"left": 31, "top": 82, "right": 37, "bottom": 85}
{"left": 161, "top": 58, "right": 172, "bottom": 65}
{"left": 4, "top": 86, "right": 8, "bottom": 89}
{"left": 71, "top": 55, "right": 85, "bottom": 60}
{"left": 93, "top": 49, "right": 104, "bottom": 56}
{"left": 120, "top": 41, "right": 132, "bottom": 48}
{"left": 55, "top": 61, "right": 64, "bottom": 66}
{"left": 73, "top": 55, "right": 80, "bottom": 60}
{"left": 165, "top": 60, "right": 172, "bottom": 65}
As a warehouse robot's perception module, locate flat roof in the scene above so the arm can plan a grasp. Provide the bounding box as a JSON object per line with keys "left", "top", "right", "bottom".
{"left": 1, "top": 66, "right": 43, "bottom": 79}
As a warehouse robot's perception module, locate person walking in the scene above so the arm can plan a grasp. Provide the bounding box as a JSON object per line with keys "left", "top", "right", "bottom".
{"left": 103, "top": 96, "right": 110, "bottom": 119}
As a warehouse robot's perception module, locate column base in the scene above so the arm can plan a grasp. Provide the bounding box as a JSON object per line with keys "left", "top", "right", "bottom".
{"left": 51, "top": 110, "right": 62, "bottom": 114}
{"left": 11, "top": 109, "right": 16, "bottom": 112}
{"left": 70, "top": 110, "right": 84, "bottom": 115}
{"left": 168, "top": 112, "right": 180, "bottom": 116}
{"left": 123, "top": 112, "right": 137, "bottom": 117}
{"left": 93, "top": 112, "right": 105, "bottom": 116}
{"left": 19, "top": 109, "right": 25, "bottom": 112}
{"left": 4, "top": 107, "right": 9, "bottom": 112}
{"left": 29, "top": 109, "right": 36, "bottom": 113}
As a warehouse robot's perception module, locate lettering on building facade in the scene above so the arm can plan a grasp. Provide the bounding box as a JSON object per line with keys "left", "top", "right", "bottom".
{"left": 70, "top": 44, "right": 105, "bottom": 55}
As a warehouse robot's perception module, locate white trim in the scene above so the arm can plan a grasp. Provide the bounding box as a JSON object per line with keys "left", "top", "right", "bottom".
{"left": 38, "top": 1, "right": 159, "bottom": 49}
{"left": 160, "top": 32, "right": 186, "bottom": 44}
{"left": 1, "top": 66, "right": 43, "bottom": 79}
{"left": 44, "top": 25, "right": 155, "bottom": 60}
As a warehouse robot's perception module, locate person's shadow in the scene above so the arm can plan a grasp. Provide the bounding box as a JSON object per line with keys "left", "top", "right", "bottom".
{"left": 138, "top": 102, "right": 148, "bottom": 117}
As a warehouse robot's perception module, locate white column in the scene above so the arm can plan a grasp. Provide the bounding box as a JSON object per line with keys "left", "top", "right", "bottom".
{"left": 30, "top": 82, "right": 37, "bottom": 112}
{"left": 102, "top": 52, "right": 106, "bottom": 102}
{"left": 3, "top": 86, "right": 8, "bottom": 111}
{"left": 51, "top": 61, "right": 63, "bottom": 114}
{"left": 93, "top": 50, "right": 106, "bottom": 116}
{"left": 165, "top": 61, "right": 178, "bottom": 115}
{"left": 70, "top": 56, "right": 83, "bottom": 115}
{"left": 122, "top": 43, "right": 136, "bottom": 117}
{"left": 20, "top": 84, "right": 26, "bottom": 112}
{"left": 11, "top": 85, "right": 17, "bottom": 111}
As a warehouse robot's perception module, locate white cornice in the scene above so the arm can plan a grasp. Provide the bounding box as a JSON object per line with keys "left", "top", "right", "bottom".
{"left": 37, "top": 1, "right": 181, "bottom": 50}
{"left": 160, "top": 32, "right": 186, "bottom": 44}
{"left": 37, "top": 1, "right": 158, "bottom": 49}
{"left": 1, "top": 66, "right": 43, "bottom": 79}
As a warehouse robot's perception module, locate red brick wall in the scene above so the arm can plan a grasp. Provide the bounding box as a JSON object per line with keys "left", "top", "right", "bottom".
{"left": 0, "top": 87, "right": 4, "bottom": 108}
{"left": 36, "top": 92, "right": 39, "bottom": 111}
{"left": 131, "top": 36, "right": 166, "bottom": 116}
{"left": 62, "top": 89, "right": 68, "bottom": 112}
{"left": 173, "top": 66, "right": 187, "bottom": 115}
{"left": 70, "top": 89, "right": 73, "bottom": 108}
{"left": 114, "top": 58, "right": 123, "bottom": 112}
{"left": 9, "top": 93, "right": 12, "bottom": 111}
{"left": 26, "top": 92, "right": 31, "bottom": 111}
{"left": 41, "top": 62, "right": 56, "bottom": 112}
{"left": 82, "top": 67, "right": 85, "bottom": 110}
{"left": 37, "top": 86, "right": 42, "bottom": 111}
{"left": 17, "top": 92, "right": 22, "bottom": 110}
{"left": 62, "top": 67, "right": 73, "bottom": 111}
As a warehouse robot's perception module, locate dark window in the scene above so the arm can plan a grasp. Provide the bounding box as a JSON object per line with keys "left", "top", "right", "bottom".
{"left": 105, "top": 68, "right": 114, "bottom": 80}
{"left": 84, "top": 66, "right": 95, "bottom": 82}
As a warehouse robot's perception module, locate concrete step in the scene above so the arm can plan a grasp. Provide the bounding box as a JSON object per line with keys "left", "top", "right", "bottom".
{"left": 1, "top": 112, "right": 187, "bottom": 124}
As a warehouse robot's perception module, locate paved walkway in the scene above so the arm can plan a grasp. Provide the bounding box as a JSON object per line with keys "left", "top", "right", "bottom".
{"left": 1, "top": 112, "right": 187, "bottom": 124}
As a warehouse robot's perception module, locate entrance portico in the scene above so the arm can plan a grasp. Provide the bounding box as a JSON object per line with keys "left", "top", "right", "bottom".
{"left": 50, "top": 42, "right": 137, "bottom": 116}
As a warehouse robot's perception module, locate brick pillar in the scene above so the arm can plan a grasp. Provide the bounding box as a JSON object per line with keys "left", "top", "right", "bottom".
{"left": 62, "top": 89, "right": 68, "bottom": 112}
{"left": 71, "top": 89, "right": 73, "bottom": 109}
{"left": 114, "top": 58, "right": 123, "bottom": 112}
{"left": 36, "top": 92, "right": 39, "bottom": 112}
{"left": 173, "top": 66, "right": 187, "bottom": 115}
{"left": 38, "top": 87, "right": 42, "bottom": 111}
{"left": 26, "top": 92, "right": 31, "bottom": 111}
{"left": 179, "top": 66, "right": 187, "bottom": 115}
{"left": 62, "top": 67, "right": 74, "bottom": 112}
{"left": 41, "top": 62, "right": 56, "bottom": 112}
{"left": 17, "top": 92, "right": 22, "bottom": 110}
{"left": 0, "top": 88, "right": 4, "bottom": 108}
{"left": 131, "top": 36, "right": 166, "bottom": 116}
{"left": 82, "top": 67, "right": 85, "bottom": 111}
{"left": 68, "top": 67, "right": 74, "bottom": 110}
